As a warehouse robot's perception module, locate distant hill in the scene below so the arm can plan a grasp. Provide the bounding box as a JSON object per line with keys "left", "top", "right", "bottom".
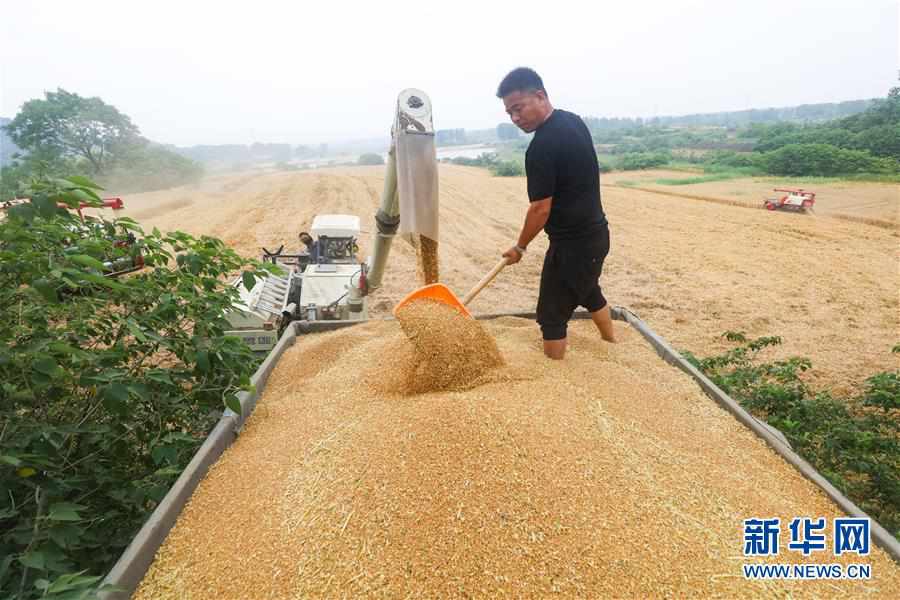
{"left": 451, "top": 99, "right": 882, "bottom": 147}
{"left": 0, "top": 117, "right": 22, "bottom": 166}
{"left": 584, "top": 99, "right": 877, "bottom": 132}
{"left": 156, "top": 98, "right": 886, "bottom": 163}
{"left": 651, "top": 98, "right": 876, "bottom": 127}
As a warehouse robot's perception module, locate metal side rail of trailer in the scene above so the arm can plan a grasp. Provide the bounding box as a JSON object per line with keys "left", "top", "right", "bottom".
{"left": 100, "top": 307, "right": 900, "bottom": 598}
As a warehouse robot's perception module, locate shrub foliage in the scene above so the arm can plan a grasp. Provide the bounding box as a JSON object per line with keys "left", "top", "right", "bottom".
{"left": 0, "top": 176, "right": 272, "bottom": 598}
{"left": 683, "top": 334, "right": 900, "bottom": 538}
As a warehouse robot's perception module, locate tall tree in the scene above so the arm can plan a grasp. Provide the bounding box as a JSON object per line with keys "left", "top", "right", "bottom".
{"left": 5, "top": 88, "right": 141, "bottom": 174}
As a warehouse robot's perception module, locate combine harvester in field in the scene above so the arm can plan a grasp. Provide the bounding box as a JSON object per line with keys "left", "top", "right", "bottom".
{"left": 764, "top": 187, "right": 816, "bottom": 213}
{"left": 2, "top": 195, "right": 145, "bottom": 277}
{"left": 224, "top": 88, "right": 438, "bottom": 351}
{"left": 101, "top": 91, "right": 900, "bottom": 599}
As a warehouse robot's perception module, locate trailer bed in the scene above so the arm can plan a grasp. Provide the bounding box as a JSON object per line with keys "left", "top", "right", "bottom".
{"left": 127, "top": 315, "right": 900, "bottom": 599}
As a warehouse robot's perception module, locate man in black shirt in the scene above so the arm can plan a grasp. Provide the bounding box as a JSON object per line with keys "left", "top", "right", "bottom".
{"left": 498, "top": 67, "right": 616, "bottom": 359}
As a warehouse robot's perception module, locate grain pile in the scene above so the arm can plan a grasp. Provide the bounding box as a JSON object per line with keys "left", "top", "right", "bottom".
{"left": 134, "top": 318, "right": 900, "bottom": 599}
{"left": 389, "top": 298, "right": 504, "bottom": 394}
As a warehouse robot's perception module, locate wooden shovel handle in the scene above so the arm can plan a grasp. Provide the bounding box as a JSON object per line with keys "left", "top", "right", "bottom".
{"left": 462, "top": 257, "right": 509, "bottom": 306}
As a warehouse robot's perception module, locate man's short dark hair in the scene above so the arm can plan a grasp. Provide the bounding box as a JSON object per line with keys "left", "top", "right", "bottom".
{"left": 496, "top": 67, "right": 546, "bottom": 99}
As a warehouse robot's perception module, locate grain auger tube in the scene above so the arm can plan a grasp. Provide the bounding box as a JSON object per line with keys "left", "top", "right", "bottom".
{"left": 366, "top": 88, "right": 439, "bottom": 290}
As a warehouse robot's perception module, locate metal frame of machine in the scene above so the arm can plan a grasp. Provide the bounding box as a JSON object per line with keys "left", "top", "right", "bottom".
{"left": 224, "top": 213, "right": 369, "bottom": 351}
{"left": 224, "top": 89, "right": 438, "bottom": 352}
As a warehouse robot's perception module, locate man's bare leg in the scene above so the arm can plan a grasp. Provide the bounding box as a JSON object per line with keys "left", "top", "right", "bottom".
{"left": 543, "top": 338, "right": 567, "bottom": 359}
{"left": 591, "top": 305, "right": 617, "bottom": 343}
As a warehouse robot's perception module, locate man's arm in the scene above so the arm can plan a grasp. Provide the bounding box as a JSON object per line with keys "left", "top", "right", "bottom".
{"left": 503, "top": 196, "right": 552, "bottom": 264}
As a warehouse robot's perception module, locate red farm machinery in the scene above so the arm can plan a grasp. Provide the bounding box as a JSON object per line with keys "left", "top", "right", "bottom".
{"left": 764, "top": 188, "right": 816, "bottom": 213}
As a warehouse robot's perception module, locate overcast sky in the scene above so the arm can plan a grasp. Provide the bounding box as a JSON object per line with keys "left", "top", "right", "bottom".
{"left": 1, "top": 0, "right": 897, "bottom": 146}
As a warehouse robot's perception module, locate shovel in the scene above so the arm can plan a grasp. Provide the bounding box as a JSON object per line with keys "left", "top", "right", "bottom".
{"left": 393, "top": 256, "right": 509, "bottom": 318}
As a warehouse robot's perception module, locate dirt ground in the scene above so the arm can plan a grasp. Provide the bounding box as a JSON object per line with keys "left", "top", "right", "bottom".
{"left": 118, "top": 165, "right": 899, "bottom": 396}
{"left": 134, "top": 319, "right": 900, "bottom": 599}
{"left": 610, "top": 169, "right": 899, "bottom": 225}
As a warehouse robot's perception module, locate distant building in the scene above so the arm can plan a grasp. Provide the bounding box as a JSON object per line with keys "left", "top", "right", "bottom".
{"left": 436, "top": 128, "right": 466, "bottom": 146}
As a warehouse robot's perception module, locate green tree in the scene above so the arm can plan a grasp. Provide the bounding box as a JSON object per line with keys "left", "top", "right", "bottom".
{"left": 5, "top": 89, "right": 141, "bottom": 174}
{"left": 839, "top": 87, "right": 900, "bottom": 133}
{"left": 450, "top": 153, "right": 498, "bottom": 168}
{"left": 357, "top": 152, "right": 385, "bottom": 166}
{"left": 99, "top": 143, "right": 204, "bottom": 193}
{"left": 852, "top": 125, "right": 900, "bottom": 160}
{"left": 617, "top": 151, "right": 671, "bottom": 170}
{"left": 490, "top": 159, "right": 524, "bottom": 177}
{"left": 763, "top": 143, "right": 891, "bottom": 176}
{"left": 0, "top": 153, "right": 82, "bottom": 202}
{"left": 705, "top": 150, "right": 765, "bottom": 170}
{"left": 750, "top": 88, "right": 900, "bottom": 161}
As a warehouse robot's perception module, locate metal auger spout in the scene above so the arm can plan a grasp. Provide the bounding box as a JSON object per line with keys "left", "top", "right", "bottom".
{"left": 366, "top": 88, "right": 437, "bottom": 291}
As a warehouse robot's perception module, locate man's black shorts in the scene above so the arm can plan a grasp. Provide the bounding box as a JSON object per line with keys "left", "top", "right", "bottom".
{"left": 537, "top": 226, "right": 610, "bottom": 341}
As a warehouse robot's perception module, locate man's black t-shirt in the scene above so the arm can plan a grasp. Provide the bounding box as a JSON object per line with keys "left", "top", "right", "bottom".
{"left": 525, "top": 109, "right": 607, "bottom": 243}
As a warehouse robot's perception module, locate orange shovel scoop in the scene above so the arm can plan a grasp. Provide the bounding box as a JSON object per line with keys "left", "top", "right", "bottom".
{"left": 393, "top": 256, "right": 509, "bottom": 318}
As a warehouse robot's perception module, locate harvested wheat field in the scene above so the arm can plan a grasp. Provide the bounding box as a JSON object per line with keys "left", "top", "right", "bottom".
{"left": 610, "top": 169, "right": 899, "bottom": 225}
{"left": 134, "top": 317, "right": 899, "bottom": 599}
{"left": 117, "top": 165, "right": 899, "bottom": 396}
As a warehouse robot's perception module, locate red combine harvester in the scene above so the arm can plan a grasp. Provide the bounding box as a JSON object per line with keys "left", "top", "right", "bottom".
{"left": 764, "top": 188, "right": 816, "bottom": 213}
{"left": 2, "top": 195, "right": 144, "bottom": 277}
{"left": 64, "top": 197, "right": 145, "bottom": 276}
{"left": 2, "top": 196, "right": 124, "bottom": 220}
{"left": 59, "top": 196, "right": 125, "bottom": 221}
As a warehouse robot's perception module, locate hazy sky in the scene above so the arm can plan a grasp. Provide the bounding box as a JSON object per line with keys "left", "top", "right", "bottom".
{"left": 2, "top": 0, "right": 897, "bottom": 146}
